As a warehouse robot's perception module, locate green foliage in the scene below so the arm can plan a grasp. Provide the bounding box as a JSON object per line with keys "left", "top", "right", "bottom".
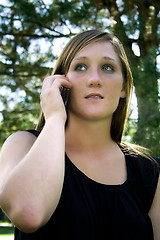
{"left": 0, "top": 0, "right": 160, "bottom": 158}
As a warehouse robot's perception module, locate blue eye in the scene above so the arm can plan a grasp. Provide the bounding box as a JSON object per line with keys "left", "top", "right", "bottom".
{"left": 75, "top": 64, "right": 86, "bottom": 71}
{"left": 102, "top": 64, "right": 114, "bottom": 72}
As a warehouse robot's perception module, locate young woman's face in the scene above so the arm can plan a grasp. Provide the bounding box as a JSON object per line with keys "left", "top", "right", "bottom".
{"left": 66, "top": 41, "right": 126, "bottom": 122}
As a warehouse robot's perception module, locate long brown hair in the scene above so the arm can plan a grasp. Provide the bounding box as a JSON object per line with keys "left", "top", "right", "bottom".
{"left": 36, "top": 29, "right": 133, "bottom": 143}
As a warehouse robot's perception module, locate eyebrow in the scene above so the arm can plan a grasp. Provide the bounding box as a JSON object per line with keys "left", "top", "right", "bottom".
{"left": 72, "top": 56, "right": 117, "bottom": 62}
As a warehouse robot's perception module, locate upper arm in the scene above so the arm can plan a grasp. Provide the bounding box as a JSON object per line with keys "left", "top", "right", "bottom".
{"left": 149, "top": 174, "right": 160, "bottom": 240}
{"left": 0, "top": 131, "right": 36, "bottom": 190}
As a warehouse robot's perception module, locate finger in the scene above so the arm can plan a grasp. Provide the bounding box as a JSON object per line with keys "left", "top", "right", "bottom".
{"left": 40, "top": 75, "right": 72, "bottom": 101}
{"left": 53, "top": 77, "right": 72, "bottom": 89}
{"left": 41, "top": 75, "right": 65, "bottom": 93}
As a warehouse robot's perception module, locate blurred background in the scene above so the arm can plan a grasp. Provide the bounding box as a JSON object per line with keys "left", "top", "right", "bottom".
{"left": 0, "top": 0, "right": 160, "bottom": 237}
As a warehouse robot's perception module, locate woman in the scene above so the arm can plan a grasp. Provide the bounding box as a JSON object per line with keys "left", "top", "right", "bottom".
{"left": 0, "top": 30, "right": 159, "bottom": 240}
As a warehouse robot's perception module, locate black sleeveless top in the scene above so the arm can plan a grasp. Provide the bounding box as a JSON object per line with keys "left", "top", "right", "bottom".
{"left": 14, "top": 130, "right": 160, "bottom": 240}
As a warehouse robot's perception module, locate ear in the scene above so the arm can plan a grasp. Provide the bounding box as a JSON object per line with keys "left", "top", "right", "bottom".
{"left": 120, "top": 83, "right": 126, "bottom": 98}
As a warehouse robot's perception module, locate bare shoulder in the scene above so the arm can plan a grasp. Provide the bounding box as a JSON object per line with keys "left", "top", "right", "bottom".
{"left": 0, "top": 131, "right": 37, "bottom": 186}
{"left": 0, "top": 131, "right": 37, "bottom": 157}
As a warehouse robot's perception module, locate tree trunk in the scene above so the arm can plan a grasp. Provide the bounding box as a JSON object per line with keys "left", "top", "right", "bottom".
{"left": 133, "top": 55, "right": 160, "bottom": 156}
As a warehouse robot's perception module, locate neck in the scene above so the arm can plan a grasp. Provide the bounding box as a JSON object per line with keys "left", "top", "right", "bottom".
{"left": 65, "top": 114, "right": 114, "bottom": 153}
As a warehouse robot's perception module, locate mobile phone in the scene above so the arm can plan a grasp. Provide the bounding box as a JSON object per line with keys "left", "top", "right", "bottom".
{"left": 59, "top": 86, "right": 70, "bottom": 109}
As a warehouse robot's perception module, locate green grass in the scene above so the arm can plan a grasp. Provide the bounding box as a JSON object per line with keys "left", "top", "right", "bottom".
{"left": 0, "top": 224, "right": 14, "bottom": 239}
{"left": 0, "top": 223, "right": 14, "bottom": 235}
{"left": 0, "top": 235, "right": 14, "bottom": 239}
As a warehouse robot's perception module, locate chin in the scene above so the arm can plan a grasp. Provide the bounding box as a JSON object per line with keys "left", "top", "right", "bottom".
{"left": 69, "top": 106, "right": 114, "bottom": 121}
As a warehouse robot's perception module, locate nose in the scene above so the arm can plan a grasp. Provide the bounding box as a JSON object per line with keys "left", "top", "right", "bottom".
{"left": 87, "top": 68, "right": 102, "bottom": 87}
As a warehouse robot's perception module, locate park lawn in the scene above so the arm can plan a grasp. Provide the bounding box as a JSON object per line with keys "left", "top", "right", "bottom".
{"left": 0, "top": 223, "right": 14, "bottom": 239}
{"left": 0, "top": 234, "right": 14, "bottom": 239}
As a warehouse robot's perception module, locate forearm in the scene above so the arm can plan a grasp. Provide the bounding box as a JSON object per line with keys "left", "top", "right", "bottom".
{"left": 0, "top": 116, "right": 65, "bottom": 232}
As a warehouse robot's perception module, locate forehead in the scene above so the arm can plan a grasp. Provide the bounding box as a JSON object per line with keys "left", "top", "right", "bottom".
{"left": 72, "top": 40, "right": 120, "bottom": 62}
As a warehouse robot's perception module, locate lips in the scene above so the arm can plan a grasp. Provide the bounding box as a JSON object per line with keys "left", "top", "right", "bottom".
{"left": 85, "top": 93, "right": 103, "bottom": 99}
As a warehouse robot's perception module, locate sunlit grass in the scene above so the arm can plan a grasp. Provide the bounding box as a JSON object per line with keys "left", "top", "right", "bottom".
{"left": 0, "top": 234, "right": 14, "bottom": 239}
{"left": 0, "top": 222, "right": 14, "bottom": 239}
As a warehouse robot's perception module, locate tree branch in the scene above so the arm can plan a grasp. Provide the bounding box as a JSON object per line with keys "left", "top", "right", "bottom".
{"left": 0, "top": 31, "right": 71, "bottom": 39}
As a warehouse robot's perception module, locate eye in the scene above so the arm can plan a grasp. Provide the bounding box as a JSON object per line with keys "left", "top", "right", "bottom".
{"left": 75, "top": 64, "right": 86, "bottom": 72}
{"left": 102, "top": 64, "right": 114, "bottom": 72}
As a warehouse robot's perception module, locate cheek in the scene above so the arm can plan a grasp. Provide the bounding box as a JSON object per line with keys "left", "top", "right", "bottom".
{"left": 68, "top": 82, "right": 83, "bottom": 106}
{"left": 106, "top": 78, "right": 123, "bottom": 95}
{"left": 67, "top": 73, "right": 84, "bottom": 95}
{"left": 70, "top": 86, "right": 83, "bottom": 104}
{"left": 67, "top": 72, "right": 83, "bottom": 85}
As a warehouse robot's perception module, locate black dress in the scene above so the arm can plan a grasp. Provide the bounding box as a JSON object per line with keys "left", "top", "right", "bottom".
{"left": 15, "top": 130, "right": 160, "bottom": 240}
